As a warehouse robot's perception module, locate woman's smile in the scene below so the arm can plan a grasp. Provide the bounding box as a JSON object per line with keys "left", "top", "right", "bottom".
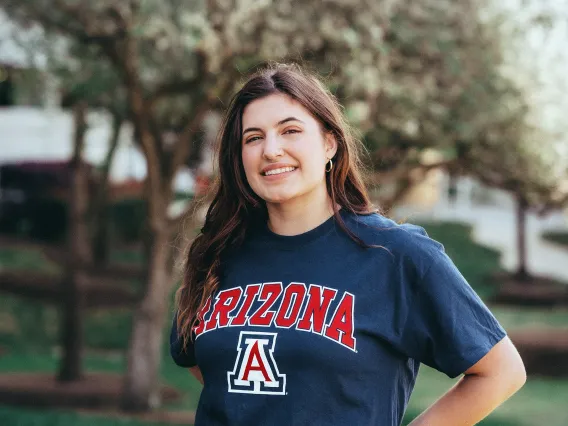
{"left": 262, "top": 166, "right": 298, "bottom": 181}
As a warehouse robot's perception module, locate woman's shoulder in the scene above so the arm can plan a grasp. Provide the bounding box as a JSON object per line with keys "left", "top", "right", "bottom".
{"left": 346, "top": 211, "right": 444, "bottom": 261}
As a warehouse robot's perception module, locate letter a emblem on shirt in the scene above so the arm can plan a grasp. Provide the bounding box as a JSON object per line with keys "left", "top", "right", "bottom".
{"left": 227, "top": 331, "right": 286, "bottom": 395}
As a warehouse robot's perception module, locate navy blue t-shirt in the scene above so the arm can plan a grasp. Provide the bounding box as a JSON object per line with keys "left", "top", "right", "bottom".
{"left": 170, "top": 211, "right": 506, "bottom": 425}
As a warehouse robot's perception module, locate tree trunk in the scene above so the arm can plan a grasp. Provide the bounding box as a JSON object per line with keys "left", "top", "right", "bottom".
{"left": 92, "top": 112, "right": 122, "bottom": 266}
{"left": 120, "top": 208, "right": 173, "bottom": 411}
{"left": 447, "top": 168, "right": 458, "bottom": 206}
{"left": 58, "top": 102, "right": 90, "bottom": 382}
{"left": 515, "top": 195, "right": 529, "bottom": 281}
{"left": 117, "top": 39, "right": 194, "bottom": 411}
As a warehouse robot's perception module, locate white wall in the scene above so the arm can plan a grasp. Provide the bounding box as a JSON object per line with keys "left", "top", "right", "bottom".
{"left": 0, "top": 107, "right": 194, "bottom": 192}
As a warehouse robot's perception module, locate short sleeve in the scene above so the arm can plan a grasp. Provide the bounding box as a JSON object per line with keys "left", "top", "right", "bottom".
{"left": 169, "top": 313, "right": 197, "bottom": 368}
{"left": 400, "top": 251, "right": 507, "bottom": 378}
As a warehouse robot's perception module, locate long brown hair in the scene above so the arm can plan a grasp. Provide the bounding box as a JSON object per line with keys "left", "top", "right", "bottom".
{"left": 175, "top": 63, "right": 377, "bottom": 347}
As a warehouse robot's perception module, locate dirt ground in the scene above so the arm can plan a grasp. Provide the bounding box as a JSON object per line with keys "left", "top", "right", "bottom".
{"left": 0, "top": 372, "right": 195, "bottom": 424}
{"left": 491, "top": 273, "right": 568, "bottom": 307}
{"left": 509, "top": 329, "right": 568, "bottom": 377}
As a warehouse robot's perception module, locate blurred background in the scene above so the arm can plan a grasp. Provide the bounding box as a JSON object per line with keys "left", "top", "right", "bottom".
{"left": 0, "top": 0, "right": 567, "bottom": 425}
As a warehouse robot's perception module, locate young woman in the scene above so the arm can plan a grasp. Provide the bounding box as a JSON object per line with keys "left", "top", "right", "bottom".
{"left": 170, "top": 64, "right": 526, "bottom": 425}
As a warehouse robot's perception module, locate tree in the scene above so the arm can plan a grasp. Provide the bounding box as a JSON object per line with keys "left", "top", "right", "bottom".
{"left": 466, "top": 128, "right": 568, "bottom": 280}
{"left": 461, "top": 0, "right": 568, "bottom": 280}
{"left": 58, "top": 101, "right": 90, "bottom": 381}
{"left": 355, "top": 0, "right": 532, "bottom": 211}
{"left": 91, "top": 109, "right": 123, "bottom": 266}
{"left": 54, "top": 41, "right": 128, "bottom": 265}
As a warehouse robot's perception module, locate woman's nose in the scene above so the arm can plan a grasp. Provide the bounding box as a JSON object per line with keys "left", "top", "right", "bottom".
{"left": 262, "top": 134, "right": 284, "bottom": 160}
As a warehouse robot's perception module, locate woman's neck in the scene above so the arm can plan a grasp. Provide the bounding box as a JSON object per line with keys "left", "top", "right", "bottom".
{"left": 266, "top": 191, "right": 337, "bottom": 236}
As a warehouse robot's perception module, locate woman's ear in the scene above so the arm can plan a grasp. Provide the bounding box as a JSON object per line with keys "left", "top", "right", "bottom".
{"left": 325, "top": 132, "right": 338, "bottom": 159}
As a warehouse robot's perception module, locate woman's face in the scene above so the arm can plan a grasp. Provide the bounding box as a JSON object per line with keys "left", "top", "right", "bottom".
{"left": 241, "top": 93, "right": 337, "bottom": 206}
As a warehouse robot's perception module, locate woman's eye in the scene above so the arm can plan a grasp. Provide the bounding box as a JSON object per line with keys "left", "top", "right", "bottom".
{"left": 245, "top": 136, "right": 262, "bottom": 144}
{"left": 284, "top": 129, "right": 300, "bottom": 135}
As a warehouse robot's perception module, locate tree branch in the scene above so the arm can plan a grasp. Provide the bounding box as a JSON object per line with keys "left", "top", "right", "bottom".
{"left": 148, "top": 50, "right": 208, "bottom": 106}
{"left": 112, "top": 36, "right": 163, "bottom": 199}
{"left": 369, "top": 158, "right": 457, "bottom": 185}
{"left": 166, "top": 101, "right": 210, "bottom": 183}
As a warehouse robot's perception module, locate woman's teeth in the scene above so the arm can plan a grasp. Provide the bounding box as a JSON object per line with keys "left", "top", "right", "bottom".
{"left": 264, "top": 167, "right": 296, "bottom": 176}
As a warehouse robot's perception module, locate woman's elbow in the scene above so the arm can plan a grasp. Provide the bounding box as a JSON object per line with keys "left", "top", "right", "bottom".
{"left": 466, "top": 336, "right": 527, "bottom": 396}
{"left": 499, "top": 340, "right": 527, "bottom": 396}
{"left": 508, "top": 356, "right": 527, "bottom": 394}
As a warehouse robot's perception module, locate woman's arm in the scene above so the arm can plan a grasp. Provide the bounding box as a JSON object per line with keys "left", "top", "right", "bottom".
{"left": 409, "top": 336, "right": 526, "bottom": 426}
{"left": 189, "top": 366, "right": 204, "bottom": 385}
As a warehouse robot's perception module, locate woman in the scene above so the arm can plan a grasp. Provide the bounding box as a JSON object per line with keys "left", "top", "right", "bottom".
{"left": 170, "top": 64, "right": 526, "bottom": 425}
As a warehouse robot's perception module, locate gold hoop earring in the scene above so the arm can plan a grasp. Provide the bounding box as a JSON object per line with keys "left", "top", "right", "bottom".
{"left": 325, "top": 158, "right": 333, "bottom": 173}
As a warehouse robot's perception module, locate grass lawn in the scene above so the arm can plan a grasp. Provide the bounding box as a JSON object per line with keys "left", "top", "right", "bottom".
{"left": 0, "top": 349, "right": 199, "bottom": 426}
{"left": 542, "top": 230, "right": 568, "bottom": 249}
{"left": 3, "top": 346, "right": 565, "bottom": 426}
{"left": 0, "top": 405, "right": 176, "bottom": 426}
{"left": 405, "top": 365, "right": 568, "bottom": 426}
{"left": 1, "top": 221, "right": 568, "bottom": 425}
{"left": 0, "top": 246, "right": 60, "bottom": 273}
{"left": 492, "top": 306, "right": 568, "bottom": 331}
{"left": 0, "top": 349, "right": 202, "bottom": 413}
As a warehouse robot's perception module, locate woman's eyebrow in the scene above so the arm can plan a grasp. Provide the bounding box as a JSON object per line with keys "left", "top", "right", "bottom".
{"left": 242, "top": 117, "right": 305, "bottom": 136}
{"left": 242, "top": 127, "right": 262, "bottom": 136}
{"left": 277, "top": 116, "right": 305, "bottom": 126}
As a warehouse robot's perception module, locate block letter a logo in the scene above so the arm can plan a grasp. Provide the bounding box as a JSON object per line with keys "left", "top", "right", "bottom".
{"left": 228, "top": 332, "right": 286, "bottom": 395}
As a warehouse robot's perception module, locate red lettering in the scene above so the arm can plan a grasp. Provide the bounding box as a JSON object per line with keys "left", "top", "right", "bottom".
{"left": 248, "top": 283, "right": 282, "bottom": 326}
{"left": 324, "top": 292, "right": 356, "bottom": 351}
{"left": 204, "top": 288, "right": 243, "bottom": 331}
{"left": 275, "top": 283, "right": 306, "bottom": 328}
{"left": 297, "top": 285, "right": 337, "bottom": 334}
{"left": 192, "top": 297, "right": 212, "bottom": 337}
{"left": 195, "top": 284, "right": 357, "bottom": 352}
{"left": 241, "top": 341, "right": 271, "bottom": 382}
{"left": 231, "top": 284, "right": 261, "bottom": 326}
